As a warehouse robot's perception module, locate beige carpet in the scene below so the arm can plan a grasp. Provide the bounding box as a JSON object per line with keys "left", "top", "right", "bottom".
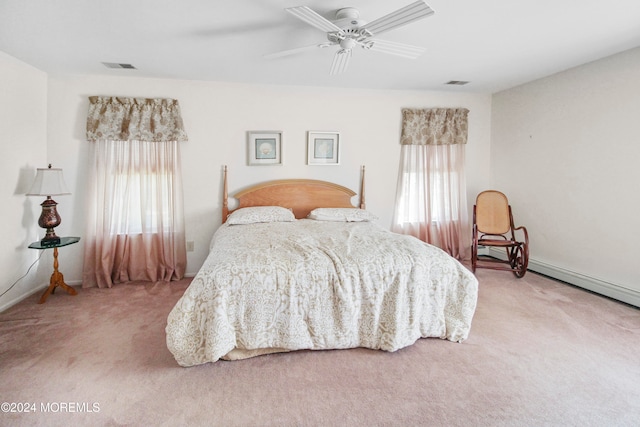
{"left": 1, "top": 268, "right": 639, "bottom": 427}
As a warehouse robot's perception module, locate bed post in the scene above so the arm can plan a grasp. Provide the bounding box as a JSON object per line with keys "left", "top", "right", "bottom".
{"left": 222, "top": 165, "right": 229, "bottom": 223}
{"left": 359, "top": 165, "right": 366, "bottom": 210}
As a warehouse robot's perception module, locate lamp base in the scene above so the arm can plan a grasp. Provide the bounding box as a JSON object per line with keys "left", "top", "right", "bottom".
{"left": 38, "top": 198, "right": 62, "bottom": 246}
{"left": 40, "top": 236, "right": 61, "bottom": 246}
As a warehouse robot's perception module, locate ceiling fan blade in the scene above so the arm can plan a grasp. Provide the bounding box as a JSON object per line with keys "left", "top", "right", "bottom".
{"left": 330, "top": 49, "right": 352, "bottom": 75}
{"left": 360, "top": 0, "right": 434, "bottom": 37}
{"left": 263, "top": 43, "right": 333, "bottom": 59}
{"left": 285, "top": 6, "right": 345, "bottom": 35}
{"left": 365, "top": 39, "right": 426, "bottom": 59}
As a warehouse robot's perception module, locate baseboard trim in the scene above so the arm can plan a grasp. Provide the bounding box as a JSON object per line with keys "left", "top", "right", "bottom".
{"left": 488, "top": 248, "right": 640, "bottom": 308}
{"left": 0, "top": 280, "right": 84, "bottom": 313}
{"left": 0, "top": 285, "right": 46, "bottom": 313}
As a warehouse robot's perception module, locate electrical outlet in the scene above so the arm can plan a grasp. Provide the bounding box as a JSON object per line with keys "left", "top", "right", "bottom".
{"left": 186, "top": 241, "right": 194, "bottom": 252}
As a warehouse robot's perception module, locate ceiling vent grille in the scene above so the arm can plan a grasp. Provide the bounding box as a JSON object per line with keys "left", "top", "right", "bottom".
{"left": 102, "top": 62, "right": 137, "bottom": 69}
{"left": 445, "top": 80, "right": 469, "bottom": 86}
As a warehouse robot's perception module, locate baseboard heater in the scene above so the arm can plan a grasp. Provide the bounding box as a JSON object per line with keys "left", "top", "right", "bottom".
{"left": 487, "top": 248, "right": 640, "bottom": 308}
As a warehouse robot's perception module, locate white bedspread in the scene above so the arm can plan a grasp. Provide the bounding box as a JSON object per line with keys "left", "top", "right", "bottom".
{"left": 166, "top": 220, "right": 478, "bottom": 367}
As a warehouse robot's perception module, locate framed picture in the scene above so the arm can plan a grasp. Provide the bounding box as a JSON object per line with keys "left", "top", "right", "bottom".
{"left": 307, "top": 131, "right": 340, "bottom": 165}
{"left": 247, "top": 131, "right": 283, "bottom": 166}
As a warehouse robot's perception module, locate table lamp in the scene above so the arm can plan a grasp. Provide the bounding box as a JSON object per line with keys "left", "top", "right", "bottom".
{"left": 26, "top": 164, "right": 71, "bottom": 246}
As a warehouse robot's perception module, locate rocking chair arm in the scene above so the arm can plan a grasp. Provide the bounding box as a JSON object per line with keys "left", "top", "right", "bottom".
{"left": 514, "top": 225, "right": 529, "bottom": 246}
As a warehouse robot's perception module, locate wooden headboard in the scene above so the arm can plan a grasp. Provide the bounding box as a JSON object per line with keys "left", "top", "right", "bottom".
{"left": 222, "top": 165, "right": 366, "bottom": 222}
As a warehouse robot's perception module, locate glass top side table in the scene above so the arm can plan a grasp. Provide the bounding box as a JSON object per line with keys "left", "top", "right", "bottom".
{"left": 28, "top": 236, "right": 81, "bottom": 304}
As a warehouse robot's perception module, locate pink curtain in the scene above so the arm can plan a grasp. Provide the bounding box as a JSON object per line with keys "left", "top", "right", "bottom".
{"left": 392, "top": 108, "right": 470, "bottom": 260}
{"left": 82, "top": 97, "right": 187, "bottom": 288}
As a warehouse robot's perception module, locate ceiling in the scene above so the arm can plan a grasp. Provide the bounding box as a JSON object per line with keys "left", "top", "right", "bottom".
{"left": 1, "top": 0, "right": 640, "bottom": 93}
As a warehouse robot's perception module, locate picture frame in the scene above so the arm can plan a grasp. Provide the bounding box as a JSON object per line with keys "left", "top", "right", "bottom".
{"left": 247, "top": 131, "right": 283, "bottom": 166}
{"left": 307, "top": 131, "right": 340, "bottom": 165}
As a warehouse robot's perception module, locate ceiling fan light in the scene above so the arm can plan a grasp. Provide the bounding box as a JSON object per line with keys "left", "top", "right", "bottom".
{"left": 340, "top": 38, "right": 356, "bottom": 49}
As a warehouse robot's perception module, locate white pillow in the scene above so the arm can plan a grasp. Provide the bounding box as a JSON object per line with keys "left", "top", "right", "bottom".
{"left": 307, "top": 208, "right": 378, "bottom": 222}
{"left": 227, "top": 206, "right": 295, "bottom": 225}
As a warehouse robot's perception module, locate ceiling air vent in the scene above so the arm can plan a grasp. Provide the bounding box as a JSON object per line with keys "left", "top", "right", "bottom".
{"left": 102, "top": 62, "right": 137, "bottom": 69}
{"left": 445, "top": 80, "right": 470, "bottom": 86}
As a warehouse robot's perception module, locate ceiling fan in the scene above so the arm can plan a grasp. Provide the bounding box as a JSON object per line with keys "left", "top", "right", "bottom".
{"left": 264, "top": 1, "right": 435, "bottom": 75}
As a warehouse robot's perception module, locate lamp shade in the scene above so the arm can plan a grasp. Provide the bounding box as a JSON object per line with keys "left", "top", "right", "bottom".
{"left": 26, "top": 167, "right": 71, "bottom": 197}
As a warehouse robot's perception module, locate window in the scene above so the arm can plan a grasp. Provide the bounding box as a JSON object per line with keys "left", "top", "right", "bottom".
{"left": 396, "top": 169, "right": 461, "bottom": 225}
{"left": 108, "top": 170, "right": 173, "bottom": 235}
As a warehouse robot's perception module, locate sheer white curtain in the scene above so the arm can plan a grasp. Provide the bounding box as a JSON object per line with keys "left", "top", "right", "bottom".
{"left": 392, "top": 108, "right": 470, "bottom": 260}
{"left": 83, "top": 97, "right": 188, "bottom": 288}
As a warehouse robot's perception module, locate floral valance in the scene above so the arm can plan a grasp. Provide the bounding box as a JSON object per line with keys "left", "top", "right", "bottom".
{"left": 400, "top": 108, "right": 469, "bottom": 145}
{"left": 86, "top": 96, "right": 188, "bottom": 142}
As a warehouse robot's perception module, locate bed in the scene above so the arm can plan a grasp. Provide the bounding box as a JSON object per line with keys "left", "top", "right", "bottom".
{"left": 166, "top": 167, "right": 478, "bottom": 367}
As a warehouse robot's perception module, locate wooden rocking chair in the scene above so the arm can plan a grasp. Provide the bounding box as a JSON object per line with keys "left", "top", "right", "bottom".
{"left": 472, "top": 190, "right": 529, "bottom": 278}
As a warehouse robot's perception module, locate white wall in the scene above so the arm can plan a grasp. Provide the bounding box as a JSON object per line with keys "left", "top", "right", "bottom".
{"left": 491, "top": 47, "right": 640, "bottom": 306}
{"left": 0, "top": 52, "right": 50, "bottom": 310}
{"left": 44, "top": 74, "right": 492, "bottom": 282}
